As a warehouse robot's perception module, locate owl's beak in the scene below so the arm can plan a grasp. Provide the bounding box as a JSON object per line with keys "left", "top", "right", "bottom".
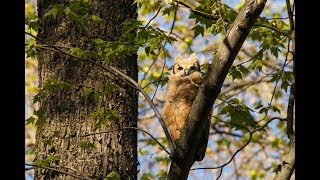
{"left": 184, "top": 69, "right": 189, "bottom": 76}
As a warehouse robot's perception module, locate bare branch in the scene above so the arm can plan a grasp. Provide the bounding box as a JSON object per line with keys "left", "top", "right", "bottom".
{"left": 190, "top": 117, "right": 285, "bottom": 171}
{"left": 51, "top": 165, "right": 91, "bottom": 179}
{"left": 253, "top": 23, "right": 292, "bottom": 38}
{"left": 81, "top": 127, "right": 171, "bottom": 156}
{"left": 25, "top": 163, "right": 92, "bottom": 180}
{"left": 145, "top": 6, "right": 163, "bottom": 27}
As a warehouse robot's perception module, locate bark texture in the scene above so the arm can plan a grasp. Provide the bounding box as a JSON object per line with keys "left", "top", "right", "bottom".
{"left": 168, "top": 0, "right": 267, "bottom": 179}
{"left": 274, "top": 142, "right": 295, "bottom": 180}
{"left": 34, "top": 0, "right": 137, "bottom": 179}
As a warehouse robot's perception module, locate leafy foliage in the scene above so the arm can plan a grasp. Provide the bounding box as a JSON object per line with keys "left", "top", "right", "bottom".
{"left": 91, "top": 107, "right": 120, "bottom": 131}
{"left": 220, "top": 98, "right": 260, "bottom": 131}
{"left": 79, "top": 141, "right": 96, "bottom": 150}
{"left": 33, "top": 156, "right": 60, "bottom": 167}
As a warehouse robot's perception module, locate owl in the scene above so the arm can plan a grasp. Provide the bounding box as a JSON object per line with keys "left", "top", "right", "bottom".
{"left": 162, "top": 53, "right": 202, "bottom": 141}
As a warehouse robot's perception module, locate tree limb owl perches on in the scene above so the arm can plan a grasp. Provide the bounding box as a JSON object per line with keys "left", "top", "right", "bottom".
{"left": 162, "top": 53, "right": 208, "bottom": 161}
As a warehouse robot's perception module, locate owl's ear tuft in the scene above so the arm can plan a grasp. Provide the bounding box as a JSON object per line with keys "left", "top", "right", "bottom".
{"left": 172, "top": 64, "right": 176, "bottom": 74}
{"left": 196, "top": 62, "right": 200, "bottom": 72}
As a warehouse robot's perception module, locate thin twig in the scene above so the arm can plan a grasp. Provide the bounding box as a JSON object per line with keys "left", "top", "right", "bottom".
{"left": 217, "top": 0, "right": 227, "bottom": 35}
{"left": 216, "top": 167, "right": 223, "bottom": 180}
{"left": 25, "top": 163, "right": 91, "bottom": 180}
{"left": 211, "top": 124, "right": 242, "bottom": 138}
{"left": 213, "top": 72, "right": 273, "bottom": 109}
{"left": 139, "top": 51, "right": 162, "bottom": 86}
{"left": 190, "top": 117, "right": 285, "bottom": 171}
{"left": 171, "top": 32, "right": 193, "bottom": 53}
{"left": 51, "top": 165, "right": 91, "bottom": 179}
{"left": 236, "top": 49, "right": 265, "bottom": 66}
{"left": 253, "top": 23, "right": 291, "bottom": 39}
{"left": 151, "top": 48, "right": 167, "bottom": 101}
{"left": 145, "top": 6, "right": 163, "bottom": 27}
{"left": 266, "top": 16, "right": 291, "bottom": 20}
{"left": 260, "top": 39, "right": 291, "bottom": 121}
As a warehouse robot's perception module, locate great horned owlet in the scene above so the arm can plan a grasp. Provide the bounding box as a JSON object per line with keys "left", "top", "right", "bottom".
{"left": 162, "top": 53, "right": 202, "bottom": 141}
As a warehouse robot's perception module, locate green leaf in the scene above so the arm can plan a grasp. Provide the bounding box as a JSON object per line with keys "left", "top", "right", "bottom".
{"left": 103, "top": 83, "right": 117, "bottom": 95}
{"left": 162, "top": 6, "right": 174, "bottom": 16}
{"left": 140, "top": 173, "right": 153, "bottom": 180}
{"left": 229, "top": 98, "right": 240, "bottom": 105}
{"left": 33, "top": 159, "right": 50, "bottom": 167}
{"left": 93, "top": 92, "right": 101, "bottom": 101}
{"left": 64, "top": 7, "right": 71, "bottom": 15}
{"left": 270, "top": 47, "right": 279, "bottom": 58}
{"left": 36, "top": 118, "right": 46, "bottom": 128}
{"left": 254, "top": 104, "right": 263, "bottom": 109}
{"left": 28, "top": 21, "right": 40, "bottom": 32}
{"left": 238, "top": 65, "right": 249, "bottom": 75}
{"left": 92, "top": 38, "right": 106, "bottom": 45}
{"left": 45, "top": 156, "right": 60, "bottom": 164}
{"left": 33, "top": 92, "right": 43, "bottom": 103}
{"left": 34, "top": 108, "right": 45, "bottom": 118}
{"left": 281, "top": 80, "right": 290, "bottom": 92}
{"left": 270, "top": 106, "right": 281, "bottom": 114}
{"left": 79, "top": 141, "right": 96, "bottom": 150}
{"left": 104, "top": 171, "right": 121, "bottom": 180}
{"left": 26, "top": 116, "right": 36, "bottom": 125}
{"left": 231, "top": 70, "right": 242, "bottom": 80}
{"left": 192, "top": 25, "right": 205, "bottom": 37}
{"left": 91, "top": 15, "right": 102, "bottom": 22}
{"left": 220, "top": 106, "right": 230, "bottom": 115}
{"left": 43, "top": 5, "right": 64, "bottom": 19}
{"left": 145, "top": 46, "right": 151, "bottom": 56}
{"left": 106, "top": 109, "right": 120, "bottom": 122}
{"left": 259, "top": 107, "right": 268, "bottom": 114}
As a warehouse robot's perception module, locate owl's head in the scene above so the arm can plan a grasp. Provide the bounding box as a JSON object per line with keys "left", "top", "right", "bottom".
{"left": 173, "top": 53, "right": 200, "bottom": 77}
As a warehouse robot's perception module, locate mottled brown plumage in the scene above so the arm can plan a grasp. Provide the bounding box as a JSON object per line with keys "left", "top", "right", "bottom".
{"left": 162, "top": 53, "right": 202, "bottom": 140}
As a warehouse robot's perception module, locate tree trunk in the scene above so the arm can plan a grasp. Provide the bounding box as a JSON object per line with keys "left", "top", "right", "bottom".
{"left": 34, "top": 0, "right": 137, "bottom": 179}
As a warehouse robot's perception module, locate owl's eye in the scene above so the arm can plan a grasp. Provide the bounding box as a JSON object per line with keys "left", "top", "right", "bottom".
{"left": 177, "top": 66, "right": 183, "bottom": 70}
{"left": 190, "top": 66, "right": 196, "bottom": 70}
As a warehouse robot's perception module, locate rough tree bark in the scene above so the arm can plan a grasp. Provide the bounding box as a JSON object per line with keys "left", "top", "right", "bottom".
{"left": 34, "top": 0, "right": 137, "bottom": 179}
{"left": 168, "top": 0, "right": 267, "bottom": 179}
{"left": 274, "top": 141, "right": 295, "bottom": 180}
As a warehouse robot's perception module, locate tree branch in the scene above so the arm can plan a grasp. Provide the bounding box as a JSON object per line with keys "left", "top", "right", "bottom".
{"left": 253, "top": 23, "right": 291, "bottom": 38}
{"left": 25, "top": 32, "right": 175, "bottom": 155}
{"left": 167, "top": 0, "right": 268, "bottom": 179}
{"left": 190, "top": 117, "right": 285, "bottom": 172}
{"left": 81, "top": 127, "right": 171, "bottom": 156}
{"left": 25, "top": 163, "right": 92, "bottom": 180}
{"left": 286, "top": 81, "right": 295, "bottom": 141}
{"left": 285, "top": 0, "right": 295, "bottom": 31}
{"left": 145, "top": 5, "right": 163, "bottom": 27}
